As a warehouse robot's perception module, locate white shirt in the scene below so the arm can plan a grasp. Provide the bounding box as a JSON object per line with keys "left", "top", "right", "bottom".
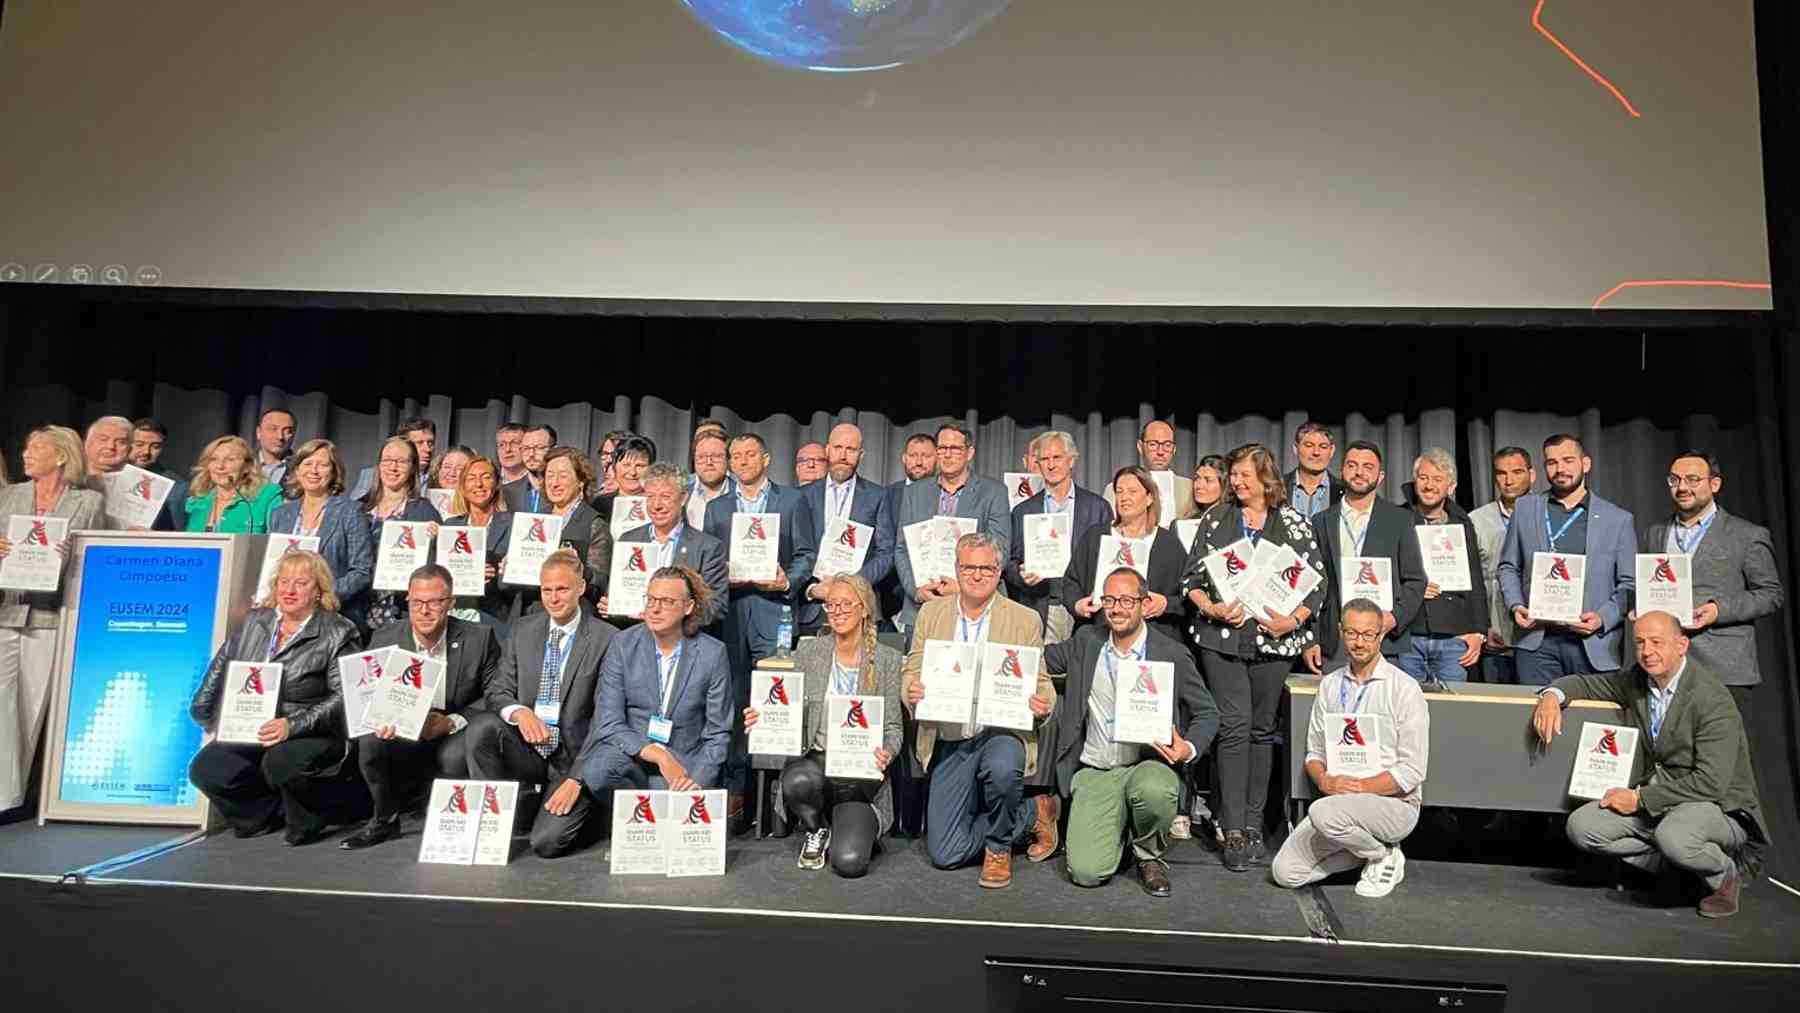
{"left": 952, "top": 596, "right": 995, "bottom": 740}
{"left": 1306, "top": 658, "right": 1430, "bottom": 803}
{"left": 1338, "top": 498, "right": 1372, "bottom": 560}
{"left": 824, "top": 478, "right": 856, "bottom": 521}
{"left": 685, "top": 479, "right": 730, "bottom": 531}
{"left": 1648, "top": 657, "right": 1687, "bottom": 739}
{"left": 1081, "top": 625, "right": 1148, "bottom": 770}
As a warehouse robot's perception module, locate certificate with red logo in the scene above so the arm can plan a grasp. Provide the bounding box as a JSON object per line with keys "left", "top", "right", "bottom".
{"left": 816, "top": 517, "right": 872, "bottom": 579}
{"left": 254, "top": 535, "right": 320, "bottom": 604}
{"left": 374, "top": 520, "right": 432, "bottom": 591}
{"left": 502, "top": 513, "right": 565, "bottom": 586}
{"left": 667, "top": 789, "right": 728, "bottom": 877}
{"left": 1113, "top": 660, "right": 1175, "bottom": 745}
{"left": 1568, "top": 723, "right": 1638, "bottom": 800}
{"left": 976, "top": 643, "right": 1038, "bottom": 731}
{"left": 1528, "top": 552, "right": 1586, "bottom": 624}
{"left": 0, "top": 515, "right": 68, "bottom": 592}
{"left": 215, "top": 661, "right": 282, "bottom": 745}
{"left": 102, "top": 464, "right": 174, "bottom": 530}
{"left": 437, "top": 525, "right": 486, "bottom": 597}
{"left": 1089, "top": 534, "right": 1153, "bottom": 603}
{"left": 1021, "top": 513, "right": 1071, "bottom": 577}
{"left": 1324, "top": 713, "right": 1384, "bottom": 778}
{"left": 1634, "top": 553, "right": 1693, "bottom": 625}
{"left": 1004, "top": 472, "right": 1044, "bottom": 511}
{"left": 729, "top": 512, "right": 781, "bottom": 582}
{"left": 826, "top": 695, "right": 884, "bottom": 781}
{"left": 610, "top": 789, "right": 670, "bottom": 875}
{"left": 748, "top": 669, "right": 803, "bottom": 756}
{"left": 360, "top": 648, "right": 444, "bottom": 741}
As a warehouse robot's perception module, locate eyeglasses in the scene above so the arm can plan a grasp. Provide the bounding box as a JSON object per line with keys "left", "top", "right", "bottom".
{"left": 1666, "top": 474, "right": 1710, "bottom": 489}
{"left": 645, "top": 595, "right": 690, "bottom": 611}
{"left": 1100, "top": 594, "right": 1144, "bottom": 609}
{"left": 1340, "top": 628, "right": 1381, "bottom": 643}
{"left": 822, "top": 601, "right": 861, "bottom": 615}
{"left": 937, "top": 444, "right": 969, "bottom": 454}
{"left": 407, "top": 597, "right": 452, "bottom": 613}
{"left": 694, "top": 453, "right": 726, "bottom": 464}
{"left": 957, "top": 563, "right": 999, "bottom": 576}
{"left": 1141, "top": 440, "right": 1175, "bottom": 452}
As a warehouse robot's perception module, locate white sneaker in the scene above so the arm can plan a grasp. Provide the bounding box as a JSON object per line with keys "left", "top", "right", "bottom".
{"left": 1169, "top": 816, "right": 1191, "bottom": 840}
{"left": 1355, "top": 845, "right": 1406, "bottom": 898}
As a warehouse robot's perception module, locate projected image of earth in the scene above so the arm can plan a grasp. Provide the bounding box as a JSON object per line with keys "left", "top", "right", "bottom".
{"left": 679, "top": 0, "right": 1011, "bottom": 71}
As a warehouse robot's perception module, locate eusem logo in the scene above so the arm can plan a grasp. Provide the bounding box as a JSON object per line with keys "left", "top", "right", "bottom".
{"left": 393, "top": 525, "right": 417, "bottom": 550}
{"left": 451, "top": 530, "right": 474, "bottom": 554}
{"left": 628, "top": 794, "right": 657, "bottom": 824}
{"left": 1651, "top": 557, "right": 1678, "bottom": 584}
{"left": 24, "top": 521, "right": 49, "bottom": 546}
{"left": 841, "top": 699, "right": 870, "bottom": 728}
{"left": 442, "top": 784, "right": 469, "bottom": 814}
{"left": 1112, "top": 543, "right": 1137, "bottom": 567}
{"left": 1015, "top": 475, "right": 1034, "bottom": 498}
{"left": 1281, "top": 560, "right": 1305, "bottom": 589}
{"left": 998, "top": 649, "right": 1024, "bottom": 678}
{"left": 746, "top": 517, "right": 768, "bottom": 540}
{"left": 282, "top": 537, "right": 306, "bottom": 554}
{"left": 482, "top": 784, "right": 503, "bottom": 815}
{"left": 1131, "top": 665, "right": 1158, "bottom": 695}
{"left": 684, "top": 795, "right": 712, "bottom": 824}
{"left": 1223, "top": 549, "right": 1247, "bottom": 575}
{"left": 356, "top": 653, "right": 385, "bottom": 687}
{"left": 1355, "top": 561, "right": 1380, "bottom": 586}
{"left": 1547, "top": 556, "right": 1573, "bottom": 581}
{"left": 627, "top": 546, "right": 648, "bottom": 572}
{"left": 133, "top": 476, "right": 155, "bottom": 500}
{"left": 627, "top": 500, "right": 647, "bottom": 523}
{"left": 238, "top": 666, "right": 267, "bottom": 694}
{"left": 398, "top": 657, "right": 425, "bottom": 689}
{"left": 764, "top": 675, "right": 790, "bottom": 706}
{"left": 1340, "top": 717, "right": 1366, "bottom": 746}
{"left": 526, "top": 517, "right": 548, "bottom": 542}
{"left": 1593, "top": 728, "right": 1619, "bottom": 755}
{"left": 838, "top": 524, "right": 857, "bottom": 548}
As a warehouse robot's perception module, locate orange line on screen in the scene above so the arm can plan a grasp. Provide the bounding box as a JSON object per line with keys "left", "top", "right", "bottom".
{"left": 1590, "top": 280, "right": 1772, "bottom": 309}
{"left": 1532, "top": 1, "right": 1642, "bottom": 118}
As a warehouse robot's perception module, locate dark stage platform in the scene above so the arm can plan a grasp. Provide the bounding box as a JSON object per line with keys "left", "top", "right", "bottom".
{"left": 5, "top": 818, "right": 1798, "bottom": 1011}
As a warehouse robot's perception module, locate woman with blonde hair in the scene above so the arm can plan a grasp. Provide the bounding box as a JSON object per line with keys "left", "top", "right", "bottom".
{"left": 184, "top": 435, "right": 282, "bottom": 533}
{"left": 188, "top": 550, "right": 368, "bottom": 845}
{"left": 743, "top": 573, "right": 902, "bottom": 877}
{"left": 440, "top": 454, "right": 518, "bottom": 632}
{"left": 0, "top": 425, "right": 107, "bottom": 813}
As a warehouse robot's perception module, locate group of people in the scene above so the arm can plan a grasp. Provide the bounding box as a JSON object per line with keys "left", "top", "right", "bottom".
{"left": 0, "top": 412, "right": 1781, "bottom": 918}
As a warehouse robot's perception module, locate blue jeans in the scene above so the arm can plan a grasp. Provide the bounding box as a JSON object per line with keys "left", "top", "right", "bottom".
{"left": 1396, "top": 634, "right": 1470, "bottom": 683}
{"left": 1515, "top": 632, "right": 1600, "bottom": 686}
{"left": 925, "top": 731, "right": 1029, "bottom": 868}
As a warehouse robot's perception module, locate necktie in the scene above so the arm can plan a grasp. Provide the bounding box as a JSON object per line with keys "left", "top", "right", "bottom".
{"left": 534, "top": 629, "right": 566, "bottom": 756}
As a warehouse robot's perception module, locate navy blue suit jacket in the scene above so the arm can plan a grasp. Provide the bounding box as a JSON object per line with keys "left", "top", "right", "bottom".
{"left": 585, "top": 624, "right": 733, "bottom": 790}
{"left": 703, "top": 481, "right": 818, "bottom": 640}
{"left": 1004, "top": 485, "right": 1112, "bottom": 625}
{"left": 797, "top": 475, "right": 895, "bottom": 626}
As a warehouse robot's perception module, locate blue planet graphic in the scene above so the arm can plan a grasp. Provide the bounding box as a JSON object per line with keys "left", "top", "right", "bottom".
{"left": 679, "top": 0, "right": 1013, "bottom": 72}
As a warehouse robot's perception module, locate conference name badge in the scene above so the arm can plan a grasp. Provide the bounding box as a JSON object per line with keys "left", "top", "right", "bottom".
{"left": 647, "top": 713, "right": 673, "bottom": 745}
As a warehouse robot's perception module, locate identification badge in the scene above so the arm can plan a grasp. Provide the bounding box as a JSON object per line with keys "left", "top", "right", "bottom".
{"left": 648, "top": 714, "right": 673, "bottom": 744}
{"left": 533, "top": 702, "right": 560, "bottom": 728}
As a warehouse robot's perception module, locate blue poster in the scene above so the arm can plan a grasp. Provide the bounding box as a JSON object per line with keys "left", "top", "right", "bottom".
{"left": 57, "top": 545, "right": 222, "bottom": 810}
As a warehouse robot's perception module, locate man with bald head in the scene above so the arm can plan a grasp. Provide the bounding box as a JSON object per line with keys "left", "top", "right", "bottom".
{"left": 797, "top": 422, "right": 895, "bottom": 633}
{"left": 1104, "top": 420, "right": 1195, "bottom": 526}
{"left": 1532, "top": 610, "right": 1767, "bottom": 918}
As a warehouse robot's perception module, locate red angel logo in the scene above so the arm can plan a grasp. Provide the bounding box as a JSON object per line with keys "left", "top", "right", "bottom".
{"left": 238, "top": 666, "right": 266, "bottom": 694}
{"left": 1047, "top": 522, "right": 1060, "bottom": 541}
{"left": 841, "top": 699, "right": 870, "bottom": 728}
{"left": 1340, "top": 717, "right": 1366, "bottom": 746}
{"left": 838, "top": 524, "right": 858, "bottom": 548}
{"left": 133, "top": 476, "right": 154, "bottom": 500}
{"left": 627, "top": 500, "right": 647, "bottom": 522}
{"left": 1113, "top": 543, "right": 1137, "bottom": 567}
{"left": 283, "top": 537, "right": 305, "bottom": 554}
{"left": 1651, "top": 557, "right": 1678, "bottom": 584}
{"left": 764, "top": 675, "right": 790, "bottom": 706}
{"left": 1593, "top": 728, "right": 1619, "bottom": 755}
{"left": 1223, "top": 549, "right": 1247, "bottom": 575}
{"left": 398, "top": 657, "right": 424, "bottom": 689}
{"left": 1355, "top": 561, "right": 1380, "bottom": 586}
{"left": 526, "top": 517, "right": 548, "bottom": 542}
{"left": 481, "top": 784, "right": 503, "bottom": 815}
{"left": 393, "top": 525, "right": 417, "bottom": 550}
{"left": 626, "top": 546, "right": 648, "bottom": 572}
{"left": 628, "top": 794, "right": 657, "bottom": 824}
{"left": 442, "top": 784, "right": 469, "bottom": 814}
{"left": 1131, "top": 666, "right": 1158, "bottom": 695}
{"left": 1015, "top": 475, "right": 1034, "bottom": 498}
{"left": 1436, "top": 531, "right": 1457, "bottom": 553}
{"left": 1547, "top": 556, "right": 1573, "bottom": 581}
{"left": 684, "top": 795, "right": 712, "bottom": 824}
{"left": 746, "top": 517, "right": 768, "bottom": 540}
{"left": 356, "top": 653, "right": 384, "bottom": 686}
{"left": 999, "top": 649, "right": 1024, "bottom": 679}
{"left": 451, "top": 530, "right": 473, "bottom": 555}
{"left": 24, "top": 521, "right": 49, "bottom": 546}
{"left": 1281, "top": 560, "right": 1305, "bottom": 589}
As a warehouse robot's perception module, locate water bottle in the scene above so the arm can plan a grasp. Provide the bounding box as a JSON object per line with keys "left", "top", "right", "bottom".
{"left": 777, "top": 603, "right": 795, "bottom": 658}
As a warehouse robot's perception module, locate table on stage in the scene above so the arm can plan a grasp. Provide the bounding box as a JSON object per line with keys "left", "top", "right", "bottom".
{"left": 1285, "top": 676, "right": 1627, "bottom": 821}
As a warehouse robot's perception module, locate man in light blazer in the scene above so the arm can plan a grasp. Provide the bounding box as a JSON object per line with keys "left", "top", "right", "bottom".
{"left": 1006, "top": 430, "right": 1111, "bottom": 643}
{"left": 465, "top": 550, "right": 619, "bottom": 858}
{"left": 798, "top": 423, "right": 896, "bottom": 633}
{"left": 1640, "top": 450, "right": 1784, "bottom": 719}
{"left": 342, "top": 565, "right": 501, "bottom": 850}
{"left": 901, "top": 533, "right": 1056, "bottom": 889}
{"left": 581, "top": 567, "right": 733, "bottom": 798}
{"left": 1304, "top": 441, "right": 1427, "bottom": 673}
{"left": 893, "top": 423, "right": 1012, "bottom": 632}
{"left": 613, "top": 464, "right": 729, "bottom": 631}
{"left": 703, "top": 432, "right": 818, "bottom": 813}
{"left": 1497, "top": 434, "right": 1637, "bottom": 685}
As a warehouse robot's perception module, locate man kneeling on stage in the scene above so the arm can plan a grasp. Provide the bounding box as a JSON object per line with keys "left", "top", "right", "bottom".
{"left": 465, "top": 550, "right": 618, "bottom": 858}
{"left": 1272, "top": 598, "right": 1429, "bottom": 898}
{"left": 579, "top": 566, "right": 732, "bottom": 805}
{"left": 1041, "top": 568, "right": 1217, "bottom": 896}
{"left": 1531, "top": 610, "right": 1768, "bottom": 918}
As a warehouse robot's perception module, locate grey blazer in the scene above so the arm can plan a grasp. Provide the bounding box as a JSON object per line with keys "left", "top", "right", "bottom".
{"left": 485, "top": 611, "right": 619, "bottom": 782}
{"left": 1639, "top": 507, "right": 1784, "bottom": 687}
{"left": 892, "top": 474, "right": 1012, "bottom": 629}
{"left": 792, "top": 635, "right": 904, "bottom": 835}
{"left": 0, "top": 482, "right": 108, "bottom": 629}
{"left": 1497, "top": 491, "right": 1636, "bottom": 671}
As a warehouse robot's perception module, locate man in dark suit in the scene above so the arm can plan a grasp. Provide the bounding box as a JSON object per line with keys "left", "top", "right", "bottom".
{"left": 340, "top": 564, "right": 501, "bottom": 850}
{"left": 502, "top": 423, "right": 557, "bottom": 514}
{"left": 580, "top": 567, "right": 733, "bottom": 796}
{"left": 703, "top": 432, "right": 818, "bottom": 814}
{"left": 611, "top": 464, "right": 729, "bottom": 631}
{"left": 879, "top": 433, "right": 938, "bottom": 629}
{"left": 464, "top": 549, "right": 619, "bottom": 858}
{"left": 1398, "top": 447, "right": 1490, "bottom": 683}
{"left": 1498, "top": 434, "right": 1637, "bottom": 685}
{"left": 129, "top": 417, "right": 190, "bottom": 531}
{"left": 798, "top": 422, "right": 895, "bottom": 634}
{"left": 1005, "top": 430, "right": 1110, "bottom": 643}
{"left": 1284, "top": 421, "right": 1344, "bottom": 520}
{"left": 1041, "top": 568, "right": 1218, "bottom": 896}
{"left": 1640, "top": 449, "right": 1785, "bottom": 720}
{"left": 1534, "top": 611, "right": 1768, "bottom": 918}
{"left": 1304, "top": 441, "right": 1426, "bottom": 674}
{"left": 892, "top": 423, "right": 1012, "bottom": 632}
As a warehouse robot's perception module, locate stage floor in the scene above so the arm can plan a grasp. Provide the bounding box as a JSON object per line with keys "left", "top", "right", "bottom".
{"left": 9, "top": 816, "right": 1799, "bottom": 969}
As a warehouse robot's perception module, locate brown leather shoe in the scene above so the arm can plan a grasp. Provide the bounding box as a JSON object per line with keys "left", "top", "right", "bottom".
{"left": 1026, "top": 794, "right": 1062, "bottom": 863}
{"left": 979, "top": 849, "right": 1012, "bottom": 889}
{"left": 1698, "top": 876, "right": 1741, "bottom": 918}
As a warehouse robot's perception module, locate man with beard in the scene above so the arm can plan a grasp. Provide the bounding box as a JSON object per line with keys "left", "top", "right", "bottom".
{"left": 1304, "top": 441, "right": 1425, "bottom": 675}
{"left": 1399, "top": 448, "right": 1489, "bottom": 683}
{"left": 879, "top": 433, "right": 939, "bottom": 628}
{"left": 797, "top": 423, "right": 894, "bottom": 635}
{"left": 1471, "top": 447, "right": 1537, "bottom": 683}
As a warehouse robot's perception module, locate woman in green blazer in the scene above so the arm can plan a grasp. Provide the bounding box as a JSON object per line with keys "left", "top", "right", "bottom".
{"left": 184, "top": 435, "right": 282, "bottom": 534}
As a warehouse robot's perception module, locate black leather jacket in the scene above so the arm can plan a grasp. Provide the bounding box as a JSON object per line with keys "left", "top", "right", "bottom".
{"left": 190, "top": 608, "right": 363, "bottom": 739}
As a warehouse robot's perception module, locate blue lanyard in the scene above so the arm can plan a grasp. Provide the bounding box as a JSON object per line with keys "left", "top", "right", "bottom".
{"left": 1545, "top": 505, "right": 1585, "bottom": 551}
{"left": 1673, "top": 511, "right": 1716, "bottom": 554}
{"left": 528, "top": 485, "right": 541, "bottom": 513}
{"left": 1338, "top": 673, "right": 1372, "bottom": 714}
{"left": 959, "top": 613, "right": 987, "bottom": 644}
{"left": 1101, "top": 640, "right": 1145, "bottom": 684}
{"left": 736, "top": 485, "right": 768, "bottom": 514}
{"left": 1341, "top": 510, "right": 1370, "bottom": 555}
{"left": 832, "top": 654, "right": 861, "bottom": 696}
{"left": 1241, "top": 518, "right": 1263, "bottom": 545}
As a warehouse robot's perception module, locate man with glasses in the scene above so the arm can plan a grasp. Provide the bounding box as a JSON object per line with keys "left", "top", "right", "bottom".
{"left": 798, "top": 423, "right": 895, "bottom": 634}
{"left": 794, "top": 442, "right": 829, "bottom": 485}
{"left": 893, "top": 423, "right": 1012, "bottom": 632}
{"left": 686, "top": 426, "right": 734, "bottom": 530}
{"left": 503, "top": 423, "right": 558, "bottom": 514}
{"left": 495, "top": 422, "right": 529, "bottom": 485}
{"left": 880, "top": 433, "right": 940, "bottom": 626}
{"left": 1638, "top": 450, "right": 1783, "bottom": 724}
{"left": 1105, "top": 420, "right": 1196, "bottom": 525}
{"left": 1272, "top": 598, "right": 1429, "bottom": 898}
{"left": 1041, "top": 568, "right": 1216, "bottom": 896}
{"left": 612, "top": 464, "right": 729, "bottom": 631}
{"left": 341, "top": 564, "right": 502, "bottom": 850}
{"left": 901, "top": 534, "right": 1056, "bottom": 888}
{"left": 1284, "top": 421, "right": 1344, "bottom": 520}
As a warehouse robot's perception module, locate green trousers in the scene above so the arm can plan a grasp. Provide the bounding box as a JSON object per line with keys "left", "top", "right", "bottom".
{"left": 1066, "top": 761, "right": 1180, "bottom": 887}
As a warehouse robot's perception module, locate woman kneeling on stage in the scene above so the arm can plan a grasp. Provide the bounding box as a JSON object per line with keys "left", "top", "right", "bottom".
{"left": 189, "top": 550, "right": 369, "bottom": 846}
{"left": 743, "top": 574, "right": 902, "bottom": 878}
